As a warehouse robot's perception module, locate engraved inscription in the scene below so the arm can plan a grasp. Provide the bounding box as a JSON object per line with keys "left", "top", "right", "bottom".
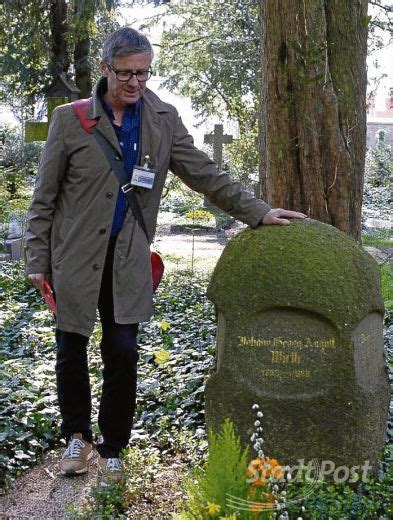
{"left": 261, "top": 368, "right": 311, "bottom": 379}
{"left": 238, "top": 335, "right": 336, "bottom": 350}
{"left": 236, "top": 335, "right": 336, "bottom": 382}
{"left": 230, "top": 309, "right": 338, "bottom": 396}
{"left": 271, "top": 351, "right": 301, "bottom": 364}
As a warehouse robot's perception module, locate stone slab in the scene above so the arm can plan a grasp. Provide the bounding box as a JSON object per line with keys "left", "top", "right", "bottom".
{"left": 205, "top": 219, "right": 389, "bottom": 472}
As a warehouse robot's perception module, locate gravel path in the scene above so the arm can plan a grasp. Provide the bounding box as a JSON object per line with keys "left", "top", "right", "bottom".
{"left": 0, "top": 448, "right": 187, "bottom": 520}
{"left": 0, "top": 448, "right": 98, "bottom": 519}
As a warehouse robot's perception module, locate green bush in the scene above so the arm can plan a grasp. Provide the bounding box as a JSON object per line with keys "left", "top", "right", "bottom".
{"left": 365, "top": 143, "right": 392, "bottom": 188}
{"left": 175, "top": 419, "right": 260, "bottom": 520}
{"left": 0, "top": 124, "right": 42, "bottom": 196}
{"left": 185, "top": 209, "right": 214, "bottom": 223}
{"left": 362, "top": 228, "right": 392, "bottom": 248}
{"left": 380, "top": 262, "right": 392, "bottom": 310}
{"left": 0, "top": 124, "right": 43, "bottom": 177}
{"left": 285, "top": 461, "right": 392, "bottom": 519}
{"left": 159, "top": 172, "right": 204, "bottom": 214}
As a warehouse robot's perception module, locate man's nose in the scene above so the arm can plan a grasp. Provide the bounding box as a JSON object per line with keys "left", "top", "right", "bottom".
{"left": 127, "top": 74, "right": 139, "bottom": 86}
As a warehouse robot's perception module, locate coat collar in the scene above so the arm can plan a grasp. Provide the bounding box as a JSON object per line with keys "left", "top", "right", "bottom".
{"left": 87, "top": 78, "right": 169, "bottom": 166}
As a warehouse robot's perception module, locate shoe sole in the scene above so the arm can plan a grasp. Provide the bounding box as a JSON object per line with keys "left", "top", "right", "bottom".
{"left": 60, "top": 450, "right": 95, "bottom": 476}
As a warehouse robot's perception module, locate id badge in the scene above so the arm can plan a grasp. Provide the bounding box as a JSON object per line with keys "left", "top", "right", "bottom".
{"left": 131, "top": 166, "right": 156, "bottom": 189}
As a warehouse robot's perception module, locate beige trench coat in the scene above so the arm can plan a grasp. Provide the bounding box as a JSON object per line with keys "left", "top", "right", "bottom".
{"left": 26, "top": 78, "right": 271, "bottom": 336}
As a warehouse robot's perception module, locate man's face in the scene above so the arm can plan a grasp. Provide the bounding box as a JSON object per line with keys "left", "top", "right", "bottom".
{"left": 100, "top": 52, "right": 152, "bottom": 108}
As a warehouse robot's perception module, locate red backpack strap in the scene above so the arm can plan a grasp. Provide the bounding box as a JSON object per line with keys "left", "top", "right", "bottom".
{"left": 71, "top": 98, "right": 99, "bottom": 134}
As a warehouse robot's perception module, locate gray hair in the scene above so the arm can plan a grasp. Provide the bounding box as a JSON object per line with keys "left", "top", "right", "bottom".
{"left": 102, "top": 27, "right": 153, "bottom": 63}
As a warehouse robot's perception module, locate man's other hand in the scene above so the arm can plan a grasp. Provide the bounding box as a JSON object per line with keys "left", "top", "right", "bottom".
{"left": 262, "top": 208, "right": 308, "bottom": 226}
{"left": 28, "top": 273, "right": 49, "bottom": 288}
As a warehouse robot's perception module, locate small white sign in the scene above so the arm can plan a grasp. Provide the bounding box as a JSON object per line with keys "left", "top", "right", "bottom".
{"left": 131, "top": 166, "right": 156, "bottom": 189}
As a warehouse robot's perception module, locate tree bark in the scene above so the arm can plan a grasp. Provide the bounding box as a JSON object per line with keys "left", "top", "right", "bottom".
{"left": 49, "top": 0, "right": 70, "bottom": 76}
{"left": 74, "top": 37, "right": 93, "bottom": 98}
{"left": 259, "top": 0, "right": 368, "bottom": 240}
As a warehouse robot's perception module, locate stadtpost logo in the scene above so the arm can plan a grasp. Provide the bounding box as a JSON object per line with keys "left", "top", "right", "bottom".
{"left": 225, "top": 457, "right": 373, "bottom": 513}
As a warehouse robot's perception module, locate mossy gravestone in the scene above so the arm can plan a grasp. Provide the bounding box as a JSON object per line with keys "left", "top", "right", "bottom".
{"left": 205, "top": 219, "right": 389, "bottom": 471}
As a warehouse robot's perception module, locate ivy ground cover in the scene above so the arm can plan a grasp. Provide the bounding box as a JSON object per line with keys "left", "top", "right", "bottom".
{"left": 0, "top": 262, "right": 214, "bottom": 487}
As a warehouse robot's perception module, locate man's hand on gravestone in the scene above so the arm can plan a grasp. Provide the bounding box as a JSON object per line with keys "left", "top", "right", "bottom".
{"left": 262, "top": 208, "right": 308, "bottom": 226}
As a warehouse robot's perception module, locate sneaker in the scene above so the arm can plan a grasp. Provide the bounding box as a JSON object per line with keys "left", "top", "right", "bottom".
{"left": 60, "top": 433, "right": 94, "bottom": 475}
{"left": 97, "top": 456, "right": 125, "bottom": 486}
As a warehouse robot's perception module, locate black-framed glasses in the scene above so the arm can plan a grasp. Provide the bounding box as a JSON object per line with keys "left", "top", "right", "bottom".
{"left": 106, "top": 62, "right": 152, "bottom": 82}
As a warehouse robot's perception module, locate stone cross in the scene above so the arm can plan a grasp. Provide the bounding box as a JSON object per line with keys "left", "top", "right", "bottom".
{"left": 204, "top": 124, "right": 233, "bottom": 170}
{"left": 205, "top": 219, "right": 389, "bottom": 472}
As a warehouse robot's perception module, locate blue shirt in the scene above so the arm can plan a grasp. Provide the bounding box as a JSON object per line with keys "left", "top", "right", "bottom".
{"left": 101, "top": 95, "right": 141, "bottom": 236}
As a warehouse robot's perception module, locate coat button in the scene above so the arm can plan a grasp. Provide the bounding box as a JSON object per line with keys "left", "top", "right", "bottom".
{"left": 106, "top": 192, "right": 113, "bottom": 199}
{"left": 99, "top": 229, "right": 106, "bottom": 235}
{"left": 92, "top": 264, "right": 100, "bottom": 271}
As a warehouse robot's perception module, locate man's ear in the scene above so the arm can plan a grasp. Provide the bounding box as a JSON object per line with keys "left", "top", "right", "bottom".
{"left": 99, "top": 60, "right": 109, "bottom": 77}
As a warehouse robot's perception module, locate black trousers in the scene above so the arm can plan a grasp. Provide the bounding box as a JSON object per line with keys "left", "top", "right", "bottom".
{"left": 55, "top": 236, "right": 139, "bottom": 458}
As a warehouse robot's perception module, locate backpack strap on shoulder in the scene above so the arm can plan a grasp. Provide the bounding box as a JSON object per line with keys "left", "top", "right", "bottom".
{"left": 71, "top": 98, "right": 99, "bottom": 134}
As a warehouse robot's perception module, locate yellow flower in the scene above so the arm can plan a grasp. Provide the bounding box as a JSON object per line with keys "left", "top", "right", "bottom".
{"left": 246, "top": 465, "right": 258, "bottom": 479}
{"left": 250, "top": 457, "right": 264, "bottom": 468}
{"left": 159, "top": 319, "right": 171, "bottom": 332}
{"left": 204, "top": 502, "right": 221, "bottom": 516}
{"left": 153, "top": 348, "right": 170, "bottom": 364}
{"left": 271, "top": 464, "right": 284, "bottom": 479}
{"left": 251, "top": 476, "right": 268, "bottom": 487}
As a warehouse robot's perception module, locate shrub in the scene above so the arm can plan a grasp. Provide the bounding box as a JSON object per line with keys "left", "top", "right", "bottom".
{"left": 184, "top": 209, "right": 214, "bottom": 223}
{"left": 365, "top": 143, "right": 392, "bottom": 188}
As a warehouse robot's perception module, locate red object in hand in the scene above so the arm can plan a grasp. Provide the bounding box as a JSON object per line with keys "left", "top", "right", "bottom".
{"left": 41, "top": 280, "right": 57, "bottom": 315}
{"left": 151, "top": 252, "right": 164, "bottom": 292}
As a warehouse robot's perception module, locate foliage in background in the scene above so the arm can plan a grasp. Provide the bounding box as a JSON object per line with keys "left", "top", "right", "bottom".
{"left": 362, "top": 228, "right": 392, "bottom": 248}
{"left": 285, "top": 461, "right": 392, "bottom": 520}
{"left": 159, "top": 171, "right": 205, "bottom": 214}
{"left": 0, "top": 124, "right": 41, "bottom": 239}
{"left": 149, "top": 0, "right": 260, "bottom": 185}
{"left": 367, "top": 0, "right": 393, "bottom": 55}
{"left": 184, "top": 210, "right": 214, "bottom": 224}
{"left": 0, "top": 0, "right": 119, "bottom": 116}
{"left": 380, "top": 262, "right": 393, "bottom": 310}
{"left": 0, "top": 125, "right": 43, "bottom": 180}
{"left": 365, "top": 142, "right": 393, "bottom": 188}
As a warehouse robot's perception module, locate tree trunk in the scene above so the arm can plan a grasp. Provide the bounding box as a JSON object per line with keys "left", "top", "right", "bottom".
{"left": 49, "top": 0, "right": 70, "bottom": 75}
{"left": 74, "top": 37, "right": 93, "bottom": 98}
{"left": 259, "top": 0, "right": 368, "bottom": 240}
{"left": 72, "top": 0, "right": 93, "bottom": 98}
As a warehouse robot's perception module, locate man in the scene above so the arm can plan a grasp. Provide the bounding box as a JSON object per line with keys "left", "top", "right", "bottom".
{"left": 26, "top": 27, "right": 306, "bottom": 486}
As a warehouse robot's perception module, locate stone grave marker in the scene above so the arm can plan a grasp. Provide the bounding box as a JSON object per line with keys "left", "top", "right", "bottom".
{"left": 25, "top": 72, "right": 80, "bottom": 142}
{"left": 5, "top": 219, "right": 24, "bottom": 261}
{"left": 205, "top": 219, "right": 389, "bottom": 471}
{"left": 203, "top": 124, "right": 233, "bottom": 224}
{"left": 204, "top": 124, "right": 233, "bottom": 170}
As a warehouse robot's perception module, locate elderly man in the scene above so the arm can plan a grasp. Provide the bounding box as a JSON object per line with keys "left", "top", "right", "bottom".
{"left": 26, "top": 27, "right": 306, "bottom": 485}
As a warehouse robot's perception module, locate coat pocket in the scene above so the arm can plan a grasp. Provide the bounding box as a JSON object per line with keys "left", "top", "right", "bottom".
{"left": 51, "top": 215, "right": 74, "bottom": 265}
